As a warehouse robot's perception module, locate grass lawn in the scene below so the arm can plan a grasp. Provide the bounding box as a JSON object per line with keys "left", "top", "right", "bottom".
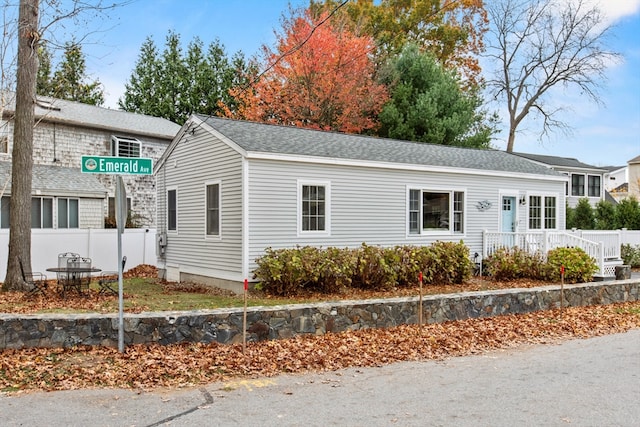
{"left": 0, "top": 272, "right": 572, "bottom": 315}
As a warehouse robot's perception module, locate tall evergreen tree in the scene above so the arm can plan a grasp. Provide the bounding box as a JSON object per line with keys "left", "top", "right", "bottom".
{"left": 119, "top": 31, "right": 249, "bottom": 125}
{"left": 118, "top": 36, "right": 161, "bottom": 115}
{"left": 37, "top": 41, "right": 104, "bottom": 106}
{"left": 377, "top": 44, "right": 493, "bottom": 148}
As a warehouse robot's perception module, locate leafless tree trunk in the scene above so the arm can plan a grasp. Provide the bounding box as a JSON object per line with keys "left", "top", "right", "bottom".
{"left": 485, "top": 0, "right": 619, "bottom": 153}
{"left": 3, "top": 0, "right": 39, "bottom": 291}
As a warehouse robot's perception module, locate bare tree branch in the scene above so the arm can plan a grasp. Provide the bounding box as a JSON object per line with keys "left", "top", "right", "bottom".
{"left": 484, "top": 0, "right": 620, "bottom": 152}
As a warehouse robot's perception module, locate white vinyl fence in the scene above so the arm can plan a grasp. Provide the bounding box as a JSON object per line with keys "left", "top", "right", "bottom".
{"left": 0, "top": 228, "right": 157, "bottom": 282}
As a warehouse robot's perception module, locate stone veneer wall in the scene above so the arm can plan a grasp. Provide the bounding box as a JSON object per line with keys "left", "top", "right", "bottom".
{"left": 1, "top": 279, "right": 638, "bottom": 350}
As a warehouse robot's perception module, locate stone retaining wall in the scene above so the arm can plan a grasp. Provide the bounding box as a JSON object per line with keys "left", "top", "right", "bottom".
{"left": 1, "top": 279, "right": 638, "bottom": 350}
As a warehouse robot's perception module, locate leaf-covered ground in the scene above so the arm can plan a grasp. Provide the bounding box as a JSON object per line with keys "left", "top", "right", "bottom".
{"left": 1, "top": 301, "right": 639, "bottom": 394}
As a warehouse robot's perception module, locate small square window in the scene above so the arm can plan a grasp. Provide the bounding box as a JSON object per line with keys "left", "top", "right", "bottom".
{"left": 111, "top": 135, "right": 141, "bottom": 157}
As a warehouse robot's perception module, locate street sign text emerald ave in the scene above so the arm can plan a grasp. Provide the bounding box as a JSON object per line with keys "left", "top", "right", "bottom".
{"left": 81, "top": 156, "right": 153, "bottom": 175}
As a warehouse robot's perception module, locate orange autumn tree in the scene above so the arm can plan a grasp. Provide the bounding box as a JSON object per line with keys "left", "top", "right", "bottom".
{"left": 229, "top": 9, "right": 388, "bottom": 133}
{"left": 311, "top": 0, "right": 488, "bottom": 88}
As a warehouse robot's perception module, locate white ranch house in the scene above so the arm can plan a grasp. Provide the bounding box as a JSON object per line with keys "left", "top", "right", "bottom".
{"left": 155, "top": 116, "right": 623, "bottom": 292}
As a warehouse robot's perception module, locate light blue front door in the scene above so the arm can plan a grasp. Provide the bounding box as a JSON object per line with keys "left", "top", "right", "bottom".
{"left": 501, "top": 196, "right": 516, "bottom": 232}
{"left": 501, "top": 196, "right": 516, "bottom": 246}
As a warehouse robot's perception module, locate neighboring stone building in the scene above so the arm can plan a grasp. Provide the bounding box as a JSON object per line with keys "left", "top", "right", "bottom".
{"left": 0, "top": 92, "right": 180, "bottom": 229}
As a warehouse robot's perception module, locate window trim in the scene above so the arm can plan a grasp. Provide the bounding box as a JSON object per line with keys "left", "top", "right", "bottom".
{"left": 204, "top": 180, "right": 221, "bottom": 239}
{"left": 297, "top": 180, "right": 331, "bottom": 236}
{"left": 167, "top": 187, "right": 178, "bottom": 233}
{"left": 527, "top": 193, "right": 558, "bottom": 231}
{"left": 406, "top": 186, "right": 466, "bottom": 236}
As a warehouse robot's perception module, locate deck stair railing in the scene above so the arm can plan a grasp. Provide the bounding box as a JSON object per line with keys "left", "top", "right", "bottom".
{"left": 482, "top": 230, "right": 621, "bottom": 277}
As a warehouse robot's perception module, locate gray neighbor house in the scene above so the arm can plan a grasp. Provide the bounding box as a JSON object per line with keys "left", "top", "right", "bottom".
{"left": 0, "top": 92, "right": 180, "bottom": 229}
{"left": 155, "top": 115, "right": 567, "bottom": 292}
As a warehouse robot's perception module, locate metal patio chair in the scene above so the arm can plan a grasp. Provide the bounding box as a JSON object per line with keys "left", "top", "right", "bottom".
{"left": 19, "top": 258, "right": 48, "bottom": 296}
{"left": 98, "top": 256, "right": 126, "bottom": 295}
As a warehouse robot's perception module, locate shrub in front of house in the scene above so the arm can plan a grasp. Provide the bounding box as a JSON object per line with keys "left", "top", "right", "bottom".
{"left": 621, "top": 244, "right": 640, "bottom": 268}
{"left": 254, "top": 242, "right": 473, "bottom": 296}
{"left": 483, "top": 247, "right": 546, "bottom": 281}
{"left": 543, "top": 247, "right": 599, "bottom": 283}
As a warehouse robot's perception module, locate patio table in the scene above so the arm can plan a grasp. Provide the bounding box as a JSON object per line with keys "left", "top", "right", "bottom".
{"left": 46, "top": 266, "right": 102, "bottom": 296}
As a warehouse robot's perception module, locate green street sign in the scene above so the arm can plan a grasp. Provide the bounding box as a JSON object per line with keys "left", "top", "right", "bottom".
{"left": 81, "top": 156, "right": 153, "bottom": 175}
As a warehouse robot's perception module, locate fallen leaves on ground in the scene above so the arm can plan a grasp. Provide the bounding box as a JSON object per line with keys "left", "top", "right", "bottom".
{"left": 1, "top": 301, "right": 638, "bottom": 394}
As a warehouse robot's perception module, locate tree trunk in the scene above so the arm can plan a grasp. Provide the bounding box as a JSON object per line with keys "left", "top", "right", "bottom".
{"left": 506, "top": 125, "right": 516, "bottom": 153}
{"left": 3, "top": 0, "right": 39, "bottom": 291}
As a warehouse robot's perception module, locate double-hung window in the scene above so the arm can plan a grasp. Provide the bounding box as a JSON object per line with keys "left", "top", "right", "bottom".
{"left": 167, "top": 188, "right": 177, "bottom": 232}
{"left": 528, "top": 195, "right": 557, "bottom": 230}
{"left": 32, "top": 197, "right": 54, "bottom": 228}
{"left": 205, "top": 182, "right": 220, "bottom": 236}
{"left": 588, "top": 175, "right": 601, "bottom": 197}
{"left": 408, "top": 189, "right": 464, "bottom": 234}
{"left": 571, "top": 174, "right": 585, "bottom": 196}
{"left": 57, "top": 198, "right": 79, "bottom": 228}
{"left": 299, "top": 181, "right": 330, "bottom": 234}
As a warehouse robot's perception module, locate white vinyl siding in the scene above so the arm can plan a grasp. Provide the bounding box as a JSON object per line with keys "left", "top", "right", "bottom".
{"left": 247, "top": 158, "right": 565, "bottom": 274}
{"left": 156, "top": 129, "right": 243, "bottom": 281}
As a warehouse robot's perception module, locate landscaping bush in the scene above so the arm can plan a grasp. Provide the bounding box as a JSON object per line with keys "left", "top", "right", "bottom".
{"left": 254, "top": 242, "right": 474, "bottom": 296}
{"left": 352, "top": 244, "right": 398, "bottom": 290}
{"left": 543, "top": 247, "right": 598, "bottom": 283}
{"left": 621, "top": 244, "right": 640, "bottom": 268}
{"left": 426, "top": 241, "right": 473, "bottom": 285}
{"left": 483, "top": 247, "right": 545, "bottom": 281}
{"left": 252, "top": 246, "right": 323, "bottom": 296}
{"left": 316, "top": 247, "right": 356, "bottom": 293}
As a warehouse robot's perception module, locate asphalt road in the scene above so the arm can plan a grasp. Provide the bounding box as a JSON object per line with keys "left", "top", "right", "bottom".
{"left": 2, "top": 330, "right": 639, "bottom": 427}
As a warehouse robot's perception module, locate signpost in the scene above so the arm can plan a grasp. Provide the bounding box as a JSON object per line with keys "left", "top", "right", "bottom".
{"left": 82, "top": 155, "right": 152, "bottom": 352}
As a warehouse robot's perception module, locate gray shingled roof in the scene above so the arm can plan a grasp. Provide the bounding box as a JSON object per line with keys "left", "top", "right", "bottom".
{"left": 0, "top": 161, "right": 107, "bottom": 198}
{"left": 2, "top": 91, "right": 180, "bottom": 140}
{"left": 197, "top": 116, "right": 561, "bottom": 176}
{"left": 512, "top": 152, "right": 607, "bottom": 171}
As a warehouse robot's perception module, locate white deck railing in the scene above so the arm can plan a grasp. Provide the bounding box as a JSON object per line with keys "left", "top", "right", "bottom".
{"left": 482, "top": 230, "right": 623, "bottom": 277}
{"left": 567, "top": 230, "right": 621, "bottom": 259}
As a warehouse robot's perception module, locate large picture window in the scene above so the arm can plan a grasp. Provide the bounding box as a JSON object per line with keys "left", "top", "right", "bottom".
{"left": 408, "top": 189, "right": 464, "bottom": 234}
{"left": 299, "top": 181, "right": 330, "bottom": 234}
{"left": 529, "top": 195, "right": 557, "bottom": 230}
{"left": 57, "top": 198, "right": 79, "bottom": 228}
{"left": 167, "top": 189, "right": 177, "bottom": 231}
{"left": 206, "top": 182, "right": 220, "bottom": 236}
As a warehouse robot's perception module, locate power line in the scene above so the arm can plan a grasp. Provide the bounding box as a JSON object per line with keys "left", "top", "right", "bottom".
{"left": 235, "top": 0, "right": 350, "bottom": 96}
